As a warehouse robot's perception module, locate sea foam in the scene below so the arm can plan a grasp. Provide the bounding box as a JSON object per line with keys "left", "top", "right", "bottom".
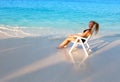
{"left": 0, "top": 25, "right": 32, "bottom": 39}
{"left": 0, "top": 25, "right": 76, "bottom": 39}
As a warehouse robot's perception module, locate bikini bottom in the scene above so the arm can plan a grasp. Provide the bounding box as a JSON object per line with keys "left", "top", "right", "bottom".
{"left": 81, "top": 39, "right": 86, "bottom": 43}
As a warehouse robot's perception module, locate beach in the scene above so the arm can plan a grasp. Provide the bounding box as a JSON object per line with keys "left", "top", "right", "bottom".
{"left": 0, "top": 0, "right": 120, "bottom": 82}
{"left": 0, "top": 32, "right": 120, "bottom": 82}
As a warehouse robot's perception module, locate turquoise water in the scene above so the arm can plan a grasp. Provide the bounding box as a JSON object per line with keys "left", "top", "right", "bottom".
{"left": 0, "top": 0, "right": 120, "bottom": 37}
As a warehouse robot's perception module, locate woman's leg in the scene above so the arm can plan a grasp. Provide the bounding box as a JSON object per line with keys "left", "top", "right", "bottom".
{"left": 57, "top": 36, "right": 75, "bottom": 48}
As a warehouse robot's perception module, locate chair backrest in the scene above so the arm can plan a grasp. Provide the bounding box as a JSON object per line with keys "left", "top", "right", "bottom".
{"left": 89, "top": 24, "right": 96, "bottom": 38}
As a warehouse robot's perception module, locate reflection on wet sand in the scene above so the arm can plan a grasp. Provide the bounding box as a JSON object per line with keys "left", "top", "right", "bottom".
{"left": 60, "top": 47, "right": 88, "bottom": 64}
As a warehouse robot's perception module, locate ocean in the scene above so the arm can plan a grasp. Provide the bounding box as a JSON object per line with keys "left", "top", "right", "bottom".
{"left": 0, "top": 0, "right": 120, "bottom": 38}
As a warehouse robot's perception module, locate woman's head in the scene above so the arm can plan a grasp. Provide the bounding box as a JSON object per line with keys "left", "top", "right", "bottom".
{"left": 89, "top": 21, "right": 99, "bottom": 34}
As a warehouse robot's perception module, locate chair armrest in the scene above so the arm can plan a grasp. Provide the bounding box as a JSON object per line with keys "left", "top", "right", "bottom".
{"left": 74, "top": 35, "right": 86, "bottom": 40}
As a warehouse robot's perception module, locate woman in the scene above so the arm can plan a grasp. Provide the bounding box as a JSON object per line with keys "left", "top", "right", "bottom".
{"left": 57, "top": 21, "right": 99, "bottom": 49}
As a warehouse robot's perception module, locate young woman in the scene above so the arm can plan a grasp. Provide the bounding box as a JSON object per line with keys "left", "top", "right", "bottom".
{"left": 57, "top": 21, "right": 99, "bottom": 49}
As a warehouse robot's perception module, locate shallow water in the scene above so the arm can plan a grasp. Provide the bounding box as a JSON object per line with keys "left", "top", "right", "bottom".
{"left": 0, "top": 0, "right": 120, "bottom": 38}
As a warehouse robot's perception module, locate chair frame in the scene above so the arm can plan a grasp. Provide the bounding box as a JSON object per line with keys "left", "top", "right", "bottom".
{"left": 69, "top": 26, "right": 95, "bottom": 57}
{"left": 69, "top": 35, "right": 92, "bottom": 57}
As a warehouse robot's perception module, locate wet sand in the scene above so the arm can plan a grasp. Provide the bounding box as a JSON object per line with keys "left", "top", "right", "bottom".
{"left": 0, "top": 33, "right": 120, "bottom": 82}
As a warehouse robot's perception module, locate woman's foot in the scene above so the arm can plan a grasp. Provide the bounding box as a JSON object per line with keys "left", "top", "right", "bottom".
{"left": 57, "top": 45, "right": 67, "bottom": 49}
{"left": 57, "top": 45, "right": 64, "bottom": 49}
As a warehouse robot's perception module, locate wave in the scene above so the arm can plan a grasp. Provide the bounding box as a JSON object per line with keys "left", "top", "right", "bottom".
{"left": 0, "top": 25, "right": 34, "bottom": 39}
{"left": 0, "top": 25, "right": 77, "bottom": 39}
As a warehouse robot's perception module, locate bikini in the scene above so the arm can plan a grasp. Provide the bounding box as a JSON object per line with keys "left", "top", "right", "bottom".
{"left": 81, "top": 29, "right": 91, "bottom": 43}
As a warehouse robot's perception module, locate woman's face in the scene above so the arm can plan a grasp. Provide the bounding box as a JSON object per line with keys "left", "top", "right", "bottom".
{"left": 89, "top": 22, "right": 94, "bottom": 29}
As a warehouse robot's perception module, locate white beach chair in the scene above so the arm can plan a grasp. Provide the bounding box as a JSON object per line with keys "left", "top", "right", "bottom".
{"left": 69, "top": 25, "right": 96, "bottom": 57}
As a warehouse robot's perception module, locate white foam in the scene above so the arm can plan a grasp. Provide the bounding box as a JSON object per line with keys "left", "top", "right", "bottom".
{"left": 0, "top": 25, "right": 76, "bottom": 39}
{"left": 1, "top": 25, "right": 109, "bottom": 40}
{"left": 0, "top": 26, "right": 33, "bottom": 39}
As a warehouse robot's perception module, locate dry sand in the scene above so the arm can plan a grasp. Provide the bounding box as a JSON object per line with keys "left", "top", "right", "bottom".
{"left": 0, "top": 33, "right": 120, "bottom": 82}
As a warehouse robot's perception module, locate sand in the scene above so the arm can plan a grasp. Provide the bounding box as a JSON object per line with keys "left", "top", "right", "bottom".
{"left": 0, "top": 33, "right": 120, "bottom": 82}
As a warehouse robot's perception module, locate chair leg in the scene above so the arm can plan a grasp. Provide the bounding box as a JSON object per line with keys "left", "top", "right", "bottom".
{"left": 69, "top": 42, "right": 77, "bottom": 55}
{"left": 69, "top": 38, "right": 79, "bottom": 55}
{"left": 86, "top": 43, "right": 90, "bottom": 49}
{"left": 81, "top": 43, "right": 89, "bottom": 57}
{"left": 86, "top": 43, "right": 92, "bottom": 52}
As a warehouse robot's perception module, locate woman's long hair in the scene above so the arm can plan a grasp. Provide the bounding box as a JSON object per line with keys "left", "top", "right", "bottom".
{"left": 90, "top": 21, "right": 99, "bottom": 34}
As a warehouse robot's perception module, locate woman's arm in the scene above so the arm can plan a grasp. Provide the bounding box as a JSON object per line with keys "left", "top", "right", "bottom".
{"left": 74, "top": 30, "right": 90, "bottom": 38}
